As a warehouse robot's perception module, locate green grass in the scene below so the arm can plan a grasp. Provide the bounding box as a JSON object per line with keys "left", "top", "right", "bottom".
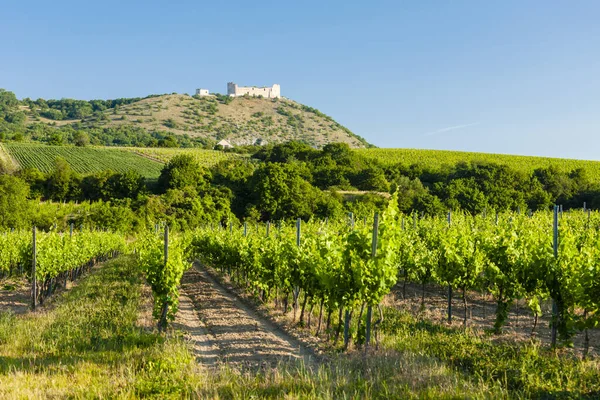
{"left": 3, "top": 143, "right": 164, "bottom": 178}
{"left": 0, "top": 256, "right": 196, "bottom": 398}
{"left": 358, "top": 148, "right": 600, "bottom": 176}
{"left": 380, "top": 307, "right": 600, "bottom": 399}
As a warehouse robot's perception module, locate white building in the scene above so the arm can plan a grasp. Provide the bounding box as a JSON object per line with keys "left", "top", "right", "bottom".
{"left": 195, "top": 88, "right": 210, "bottom": 96}
{"left": 216, "top": 139, "right": 234, "bottom": 149}
{"left": 227, "top": 82, "right": 281, "bottom": 99}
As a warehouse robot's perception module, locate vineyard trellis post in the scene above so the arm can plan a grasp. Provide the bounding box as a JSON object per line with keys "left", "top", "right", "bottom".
{"left": 31, "top": 226, "right": 37, "bottom": 311}
{"left": 158, "top": 225, "right": 169, "bottom": 332}
{"left": 244, "top": 222, "right": 247, "bottom": 237}
{"left": 447, "top": 211, "right": 452, "bottom": 324}
{"left": 293, "top": 218, "right": 301, "bottom": 320}
{"left": 365, "top": 212, "right": 379, "bottom": 349}
{"left": 266, "top": 221, "right": 270, "bottom": 237}
{"left": 551, "top": 205, "right": 558, "bottom": 347}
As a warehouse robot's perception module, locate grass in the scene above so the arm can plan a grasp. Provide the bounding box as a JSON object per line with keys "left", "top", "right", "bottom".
{"left": 0, "top": 257, "right": 196, "bottom": 398}
{"left": 3, "top": 142, "right": 164, "bottom": 178}
{"left": 380, "top": 306, "right": 600, "bottom": 399}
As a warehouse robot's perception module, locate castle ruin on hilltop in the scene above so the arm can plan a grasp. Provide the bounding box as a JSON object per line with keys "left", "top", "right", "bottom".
{"left": 227, "top": 82, "right": 281, "bottom": 98}
{"left": 196, "top": 83, "right": 281, "bottom": 99}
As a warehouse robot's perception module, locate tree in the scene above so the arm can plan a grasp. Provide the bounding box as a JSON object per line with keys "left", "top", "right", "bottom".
{"left": 0, "top": 175, "right": 30, "bottom": 229}
{"left": 73, "top": 131, "right": 90, "bottom": 147}
{"left": 46, "top": 157, "right": 74, "bottom": 201}
{"left": 106, "top": 171, "right": 146, "bottom": 199}
{"left": 248, "top": 162, "right": 321, "bottom": 220}
{"left": 157, "top": 154, "right": 207, "bottom": 193}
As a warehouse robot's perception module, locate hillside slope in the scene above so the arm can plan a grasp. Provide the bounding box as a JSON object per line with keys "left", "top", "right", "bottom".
{"left": 22, "top": 94, "right": 370, "bottom": 148}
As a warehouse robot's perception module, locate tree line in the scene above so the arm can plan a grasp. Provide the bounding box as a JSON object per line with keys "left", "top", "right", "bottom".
{"left": 1, "top": 141, "right": 599, "bottom": 235}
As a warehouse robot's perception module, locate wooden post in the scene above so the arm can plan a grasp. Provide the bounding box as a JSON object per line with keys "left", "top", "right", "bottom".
{"left": 551, "top": 206, "right": 559, "bottom": 347}
{"left": 365, "top": 213, "right": 379, "bottom": 348}
{"left": 244, "top": 221, "right": 247, "bottom": 237}
{"left": 447, "top": 210, "right": 452, "bottom": 323}
{"left": 266, "top": 221, "right": 270, "bottom": 237}
{"left": 159, "top": 226, "right": 169, "bottom": 331}
{"left": 70, "top": 223, "right": 73, "bottom": 238}
{"left": 32, "top": 227, "right": 37, "bottom": 311}
{"left": 293, "top": 218, "right": 301, "bottom": 319}
{"left": 296, "top": 218, "right": 301, "bottom": 247}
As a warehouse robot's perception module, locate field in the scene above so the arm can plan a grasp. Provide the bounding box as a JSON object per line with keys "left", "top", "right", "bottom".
{"left": 123, "top": 147, "right": 248, "bottom": 166}
{"left": 2, "top": 143, "right": 164, "bottom": 178}
{"left": 358, "top": 148, "right": 600, "bottom": 176}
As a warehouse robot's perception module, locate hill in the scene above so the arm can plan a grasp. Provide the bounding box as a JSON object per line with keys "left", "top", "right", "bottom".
{"left": 18, "top": 93, "right": 370, "bottom": 148}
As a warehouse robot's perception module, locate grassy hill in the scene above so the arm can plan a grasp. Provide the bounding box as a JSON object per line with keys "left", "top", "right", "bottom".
{"left": 21, "top": 94, "right": 370, "bottom": 148}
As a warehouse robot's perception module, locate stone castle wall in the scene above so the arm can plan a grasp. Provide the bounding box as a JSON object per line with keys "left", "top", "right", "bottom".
{"left": 227, "top": 82, "right": 281, "bottom": 98}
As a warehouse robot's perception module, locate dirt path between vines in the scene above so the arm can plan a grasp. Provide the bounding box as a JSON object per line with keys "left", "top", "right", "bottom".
{"left": 0, "top": 278, "right": 30, "bottom": 315}
{"left": 179, "top": 266, "right": 316, "bottom": 369}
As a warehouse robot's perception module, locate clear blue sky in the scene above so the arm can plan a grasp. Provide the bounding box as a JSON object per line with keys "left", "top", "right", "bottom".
{"left": 2, "top": 1, "right": 599, "bottom": 159}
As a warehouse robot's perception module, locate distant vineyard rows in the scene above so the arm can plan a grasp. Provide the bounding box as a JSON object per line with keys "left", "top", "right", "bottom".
{"left": 357, "top": 148, "right": 600, "bottom": 176}
{"left": 4, "top": 143, "right": 164, "bottom": 178}
{"left": 124, "top": 147, "right": 249, "bottom": 166}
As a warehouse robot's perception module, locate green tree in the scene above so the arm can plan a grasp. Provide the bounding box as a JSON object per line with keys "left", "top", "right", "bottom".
{"left": 0, "top": 175, "right": 30, "bottom": 229}
{"left": 46, "top": 157, "right": 74, "bottom": 201}
{"left": 73, "top": 131, "right": 90, "bottom": 147}
{"left": 157, "top": 154, "right": 207, "bottom": 193}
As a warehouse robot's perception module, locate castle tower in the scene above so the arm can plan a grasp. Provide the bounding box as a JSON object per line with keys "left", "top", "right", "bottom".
{"left": 227, "top": 82, "right": 238, "bottom": 96}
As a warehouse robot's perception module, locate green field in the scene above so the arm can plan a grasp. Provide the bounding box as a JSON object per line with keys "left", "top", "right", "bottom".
{"left": 358, "top": 148, "right": 600, "bottom": 175}
{"left": 2, "top": 143, "right": 164, "bottom": 178}
{"left": 123, "top": 147, "right": 249, "bottom": 166}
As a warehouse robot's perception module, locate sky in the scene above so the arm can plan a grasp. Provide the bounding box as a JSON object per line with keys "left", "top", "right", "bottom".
{"left": 2, "top": 1, "right": 600, "bottom": 159}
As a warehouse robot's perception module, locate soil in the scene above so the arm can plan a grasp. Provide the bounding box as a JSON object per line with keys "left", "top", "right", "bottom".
{"left": 172, "top": 293, "right": 220, "bottom": 366}
{"left": 180, "top": 265, "right": 316, "bottom": 369}
{"left": 0, "top": 278, "right": 30, "bottom": 314}
{"left": 390, "top": 281, "right": 598, "bottom": 357}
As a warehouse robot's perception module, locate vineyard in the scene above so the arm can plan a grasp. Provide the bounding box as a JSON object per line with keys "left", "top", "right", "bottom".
{"left": 358, "top": 148, "right": 600, "bottom": 177}
{"left": 123, "top": 147, "right": 249, "bottom": 167}
{"left": 2, "top": 202, "right": 599, "bottom": 397}
{"left": 0, "top": 228, "right": 126, "bottom": 307}
{"left": 3, "top": 143, "right": 164, "bottom": 178}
